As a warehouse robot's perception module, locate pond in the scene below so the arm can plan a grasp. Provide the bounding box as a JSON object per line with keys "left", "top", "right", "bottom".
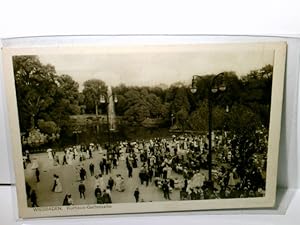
{"left": 24, "top": 124, "right": 176, "bottom": 152}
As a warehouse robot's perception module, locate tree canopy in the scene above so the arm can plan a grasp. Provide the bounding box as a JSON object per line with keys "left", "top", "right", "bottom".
{"left": 13, "top": 56, "right": 80, "bottom": 146}
{"left": 13, "top": 55, "right": 273, "bottom": 147}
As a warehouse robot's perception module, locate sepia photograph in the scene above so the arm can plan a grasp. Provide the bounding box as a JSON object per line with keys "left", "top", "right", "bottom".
{"left": 2, "top": 43, "right": 286, "bottom": 218}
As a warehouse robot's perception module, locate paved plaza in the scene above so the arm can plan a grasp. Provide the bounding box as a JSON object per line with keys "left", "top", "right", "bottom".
{"left": 24, "top": 149, "right": 193, "bottom": 207}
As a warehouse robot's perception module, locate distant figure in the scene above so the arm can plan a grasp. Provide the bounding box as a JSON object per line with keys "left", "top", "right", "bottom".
{"left": 25, "top": 182, "right": 31, "bottom": 199}
{"left": 96, "top": 192, "right": 103, "bottom": 204}
{"left": 55, "top": 154, "right": 60, "bottom": 165}
{"left": 52, "top": 174, "right": 57, "bottom": 192}
{"left": 228, "top": 172, "right": 237, "bottom": 187}
{"left": 99, "top": 175, "right": 106, "bottom": 191}
{"left": 106, "top": 160, "right": 111, "bottom": 174}
{"left": 99, "top": 161, "right": 105, "bottom": 175}
{"left": 128, "top": 164, "right": 133, "bottom": 178}
{"left": 63, "top": 194, "right": 74, "bottom": 205}
{"left": 89, "top": 163, "right": 95, "bottom": 176}
{"left": 67, "top": 194, "right": 74, "bottom": 205}
{"left": 62, "top": 154, "right": 67, "bottom": 165}
{"left": 63, "top": 194, "right": 69, "bottom": 205}
{"left": 52, "top": 152, "right": 58, "bottom": 166}
{"left": 106, "top": 186, "right": 111, "bottom": 197}
{"left": 78, "top": 182, "right": 86, "bottom": 199}
{"left": 25, "top": 150, "right": 31, "bottom": 163}
{"left": 80, "top": 167, "right": 87, "bottom": 181}
{"left": 108, "top": 177, "right": 114, "bottom": 191}
{"left": 102, "top": 190, "right": 112, "bottom": 203}
{"left": 35, "top": 168, "right": 40, "bottom": 182}
{"left": 30, "top": 190, "right": 38, "bottom": 207}
{"left": 31, "top": 157, "right": 39, "bottom": 169}
{"left": 47, "top": 149, "right": 53, "bottom": 160}
{"left": 94, "top": 185, "right": 102, "bottom": 198}
{"left": 94, "top": 175, "right": 100, "bottom": 189}
{"left": 54, "top": 176, "right": 62, "bottom": 193}
{"left": 113, "top": 156, "right": 118, "bottom": 169}
{"left": 162, "top": 180, "right": 171, "bottom": 200}
{"left": 134, "top": 188, "right": 140, "bottom": 202}
{"left": 115, "top": 175, "right": 125, "bottom": 192}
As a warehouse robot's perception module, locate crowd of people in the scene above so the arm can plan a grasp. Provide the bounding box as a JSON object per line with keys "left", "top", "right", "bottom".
{"left": 24, "top": 128, "right": 268, "bottom": 207}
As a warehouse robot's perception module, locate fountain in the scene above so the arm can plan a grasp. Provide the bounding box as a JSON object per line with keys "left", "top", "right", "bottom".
{"left": 107, "top": 86, "right": 117, "bottom": 131}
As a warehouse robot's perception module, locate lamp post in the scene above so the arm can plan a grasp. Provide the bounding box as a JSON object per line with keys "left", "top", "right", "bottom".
{"left": 73, "top": 129, "right": 82, "bottom": 144}
{"left": 190, "top": 73, "right": 226, "bottom": 187}
{"left": 171, "top": 113, "right": 175, "bottom": 127}
{"left": 99, "top": 92, "right": 118, "bottom": 148}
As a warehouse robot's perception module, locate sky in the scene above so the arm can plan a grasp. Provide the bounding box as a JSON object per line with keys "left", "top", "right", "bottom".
{"left": 39, "top": 47, "right": 274, "bottom": 90}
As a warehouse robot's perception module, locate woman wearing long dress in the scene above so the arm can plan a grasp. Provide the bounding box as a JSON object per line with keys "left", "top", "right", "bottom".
{"left": 94, "top": 176, "right": 101, "bottom": 189}
{"left": 118, "top": 176, "right": 125, "bottom": 192}
{"left": 115, "top": 175, "right": 122, "bottom": 191}
{"left": 99, "top": 176, "right": 106, "bottom": 191}
{"left": 74, "top": 148, "right": 78, "bottom": 159}
{"left": 54, "top": 176, "right": 63, "bottom": 193}
{"left": 47, "top": 149, "right": 53, "bottom": 160}
{"left": 31, "top": 158, "right": 39, "bottom": 170}
{"left": 228, "top": 172, "right": 236, "bottom": 187}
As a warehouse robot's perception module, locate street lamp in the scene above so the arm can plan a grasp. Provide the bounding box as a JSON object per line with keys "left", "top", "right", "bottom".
{"left": 225, "top": 105, "right": 230, "bottom": 113}
{"left": 190, "top": 73, "right": 227, "bottom": 188}
{"left": 73, "top": 129, "right": 82, "bottom": 144}
{"left": 170, "top": 113, "right": 175, "bottom": 127}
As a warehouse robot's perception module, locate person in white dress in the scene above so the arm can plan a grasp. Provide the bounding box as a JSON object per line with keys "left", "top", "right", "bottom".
{"left": 115, "top": 175, "right": 125, "bottom": 192}
{"left": 99, "top": 175, "right": 106, "bottom": 191}
{"left": 31, "top": 158, "right": 39, "bottom": 169}
{"left": 47, "top": 149, "right": 53, "bottom": 160}
{"left": 166, "top": 165, "right": 172, "bottom": 179}
{"left": 54, "top": 176, "right": 63, "bottom": 193}
{"left": 94, "top": 175, "right": 100, "bottom": 189}
{"left": 228, "top": 172, "right": 236, "bottom": 187}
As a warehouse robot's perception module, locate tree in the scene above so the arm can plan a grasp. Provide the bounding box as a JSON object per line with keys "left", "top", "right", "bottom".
{"left": 82, "top": 79, "right": 107, "bottom": 115}
{"left": 188, "top": 101, "right": 208, "bottom": 131}
{"left": 13, "top": 55, "right": 58, "bottom": 131}
{"left": 227, "top": 104, "right": 261, "bottom": 134}
{"left": 122, "top": 89, "right": 151, "bottom": 123}
{"left": 240, "top": 65, "right": 273, "bottom": 126}
{"left": 47, "top": 74, "right": 81, "bottom": 126}
{"left": 167, "top": 85, "right": 190, "bottom": 118}
{"left": 146, "top": 93, "right": 164, "bottom": 118}
{"left": 176, "top": 108, "right": 189, "bottom": 132}
{"left": 13, "top": 56, "right": 82, "bottom": 147}
{"left": 37, "top": 120, "right": 60, "bottom": 135}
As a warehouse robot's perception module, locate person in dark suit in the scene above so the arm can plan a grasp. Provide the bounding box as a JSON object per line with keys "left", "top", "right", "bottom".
{"left": 30, "top": 190, "right": 38, "bottom": 207}
{"left": 89, "top": 163, "right": 95, "bottom": 176}
{"left": 99, "top": 161, "right": 104, "bottom": 175}
{"left": 162, "top": 180, "right": 171, "bottom": 200}
{"left": 25, "top": 182, "right": 31, "bottom": 199}
{"left": 102, "top": 190, "right": 112, "bottom": 203}
{"left": 108, "top": 177, "right": 114, "bottom": 191}
{"left": 128, "top": 164, "right": 133, "bottom": 178}
{"left": 52, "top": 174, "right": 57, "bottom": 192}
{"left": 94, "top": 185, "right": 101, "bottom": 198}
{"left": 134, "top": 188, "right": 140, "bottom": 202}
{"left": 80, "top": 167, "right": 87, "bottom": 181}
{"left": 78, "top": 182, "right": 86, "bottom": 199}
{"left": 35, "top": 168, "right": 40, "bottom": 182}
